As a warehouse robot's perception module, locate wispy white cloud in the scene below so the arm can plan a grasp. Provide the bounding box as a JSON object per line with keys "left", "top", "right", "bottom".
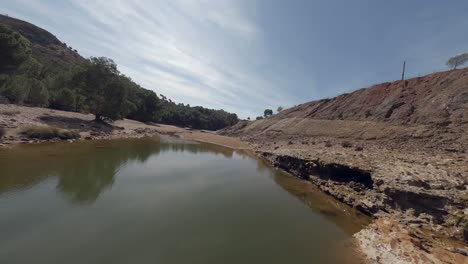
{"left": 2, "top": 0, "right": 299, "bottom": 118}
{"left": 3, "top": 1, "right": 468, "bottom": 118}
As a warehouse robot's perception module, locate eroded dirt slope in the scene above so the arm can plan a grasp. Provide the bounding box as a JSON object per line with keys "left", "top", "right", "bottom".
{"left": 279, "top": 68, "right": 468, "bottom": 126}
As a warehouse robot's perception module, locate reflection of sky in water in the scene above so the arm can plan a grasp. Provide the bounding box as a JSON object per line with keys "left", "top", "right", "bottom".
{"left": 0, "top": 137, "right": 369, "bottom": 264}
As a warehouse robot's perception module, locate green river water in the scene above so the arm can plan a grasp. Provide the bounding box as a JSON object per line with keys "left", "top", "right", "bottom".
{"left": 0, "top": 136, "right": 369, "bottom": 264}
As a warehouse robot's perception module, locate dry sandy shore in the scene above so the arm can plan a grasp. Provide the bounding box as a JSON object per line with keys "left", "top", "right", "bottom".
{"left": 0, "top": 104, "right": 248, "bottom": 149}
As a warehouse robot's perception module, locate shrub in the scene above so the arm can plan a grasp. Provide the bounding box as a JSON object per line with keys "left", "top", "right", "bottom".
{"left": 264, "top": 109, "right": 273, "bottom": 117}
{"left": 325, "top": 141, "right": 332, "bottom": 147}
{"left": 20, "top": 125, "right": 80, "bottom": 140}
{"left": 20, "top": 125, "right": 57, "bottom": 139}
{"left": 341, "top": 141, "right": 353, "bottom": 148}
{"left": 354, "top": 145, "right": 364, "bottom": 151}
{"left": 0, "top": 127, "right": 5, "bottom": 138}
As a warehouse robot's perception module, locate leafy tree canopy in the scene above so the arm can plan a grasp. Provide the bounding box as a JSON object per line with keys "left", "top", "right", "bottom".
{"left": 446, "top": 53, "right": 468, "bottom": 69}
{"left": 264, "top": 109, "right": 273, "bottom": 117}
{"left": 0, "top": 23, "right": 32, "bottom": 73}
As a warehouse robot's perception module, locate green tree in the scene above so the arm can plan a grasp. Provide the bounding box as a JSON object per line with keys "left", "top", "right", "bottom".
{"left": 75, "top": 94, "right": 87, "bottom": 112}
{"left": 28, "top": 80, "right": 49, "bottom": 106}
{"left": 264, "top": 109, "right": 273, "bottom": 117}
{"left": 98, "top": 75, "right": 129, "bottom": 120}
{"left": 81, "top": 57, "right": 128, "bottom": 121}
{"left": 1, "top": 75, "right": 30, "bottom": 103}
{"left": 277, "top": 106, "right": 283, "bottom": 113}
{"left": 446, "top": 53, "right": 468, "bottom": 69}
{"left": 0, "top": 24, "right": 32, "bottom": 73}
{"left": 52, "top": 88, "right": 76, "bottom": 111}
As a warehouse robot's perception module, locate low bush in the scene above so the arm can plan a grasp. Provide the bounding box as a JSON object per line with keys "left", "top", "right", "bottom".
{"left": 354, "top": 145, "right": 364, "bottom": 151}
{"left": 324, "top": 141, "right": 332, "bottom": 147}
{"left": 20, "top": 126, "right": 58, "bottom": 139}
{"left": 341, "top": 141, "right": 353, "bottom": 148}
{"left": 20, "top": 125, "right": 80, "bottom": 140}
{"left": 0, "top": 127, "right": 5, "bottom": 138}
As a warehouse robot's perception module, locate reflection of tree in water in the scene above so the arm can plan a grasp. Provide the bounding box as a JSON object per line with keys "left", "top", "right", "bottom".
{"left": 0, "top": 137, "right": 236, "bottom": 204}
{"left": 158, "top": 140, "right": 234, "bottom": 158}
{"left": 40, "top": 138, "right": 164, "bottom": 204}
{"left": 55, "top": 149, "right": 125, "bottom": 204}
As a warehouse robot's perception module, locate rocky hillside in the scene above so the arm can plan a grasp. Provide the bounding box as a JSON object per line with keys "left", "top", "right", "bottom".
{"left": 223, "top": 68, "right": 468, "bottom": 150}
{"left": 283, "top": 68, "right": 468, "bottom": 126}
{"left": 0, "top": 15, "right": 86, "bottom": 67}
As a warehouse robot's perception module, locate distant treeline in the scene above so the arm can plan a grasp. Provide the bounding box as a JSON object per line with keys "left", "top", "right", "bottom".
{"left": 0, "top": 23, "right": 238, "bottom": 130}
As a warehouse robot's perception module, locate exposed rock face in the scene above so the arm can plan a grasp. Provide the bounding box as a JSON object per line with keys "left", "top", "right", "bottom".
{"left": 259, "top": 150, "right": 466, "bottom": 225}
{"left": 220, "top": 68, "right": 468, "bottom": 263}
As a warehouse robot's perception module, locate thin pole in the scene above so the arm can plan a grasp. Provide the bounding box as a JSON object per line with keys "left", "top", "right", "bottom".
{"left": 401, "top": 61, "right": 406, "bottom": 81}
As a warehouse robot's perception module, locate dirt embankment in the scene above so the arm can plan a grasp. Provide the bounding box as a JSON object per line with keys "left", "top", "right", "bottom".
{"left": 0, "top": 104, "right": 247, "bottom": 150}
{"left": 219, "top": 68, "right": 468, "bottom": 263}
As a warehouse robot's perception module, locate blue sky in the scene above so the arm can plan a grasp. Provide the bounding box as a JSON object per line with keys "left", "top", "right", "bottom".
{"left": 2, "top": 1, "right": 467, "bottom": 118}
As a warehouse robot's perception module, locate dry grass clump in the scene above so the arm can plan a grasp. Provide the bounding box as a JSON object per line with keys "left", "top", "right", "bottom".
{"left": 20, "top": 125, "right": 80, "bottom": 140}
{"left": 0, "top": 110, "right": 20, "bottom": 116}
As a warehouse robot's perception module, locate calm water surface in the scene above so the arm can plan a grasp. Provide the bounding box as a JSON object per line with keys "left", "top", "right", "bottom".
{"left": 0, "top": 136, "right": 369, "bottom": 264}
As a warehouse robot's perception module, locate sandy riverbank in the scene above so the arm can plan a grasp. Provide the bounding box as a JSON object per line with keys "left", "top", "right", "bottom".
{"left": 0, "top": 104, "right": 248, "bottom": 150}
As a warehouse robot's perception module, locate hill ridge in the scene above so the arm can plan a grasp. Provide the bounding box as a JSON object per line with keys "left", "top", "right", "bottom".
{"left": 0, "top": 14, "right": 86, "bottom": 67}
{"left": 278, "top": 67, "right": 468, "bottom": 127}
